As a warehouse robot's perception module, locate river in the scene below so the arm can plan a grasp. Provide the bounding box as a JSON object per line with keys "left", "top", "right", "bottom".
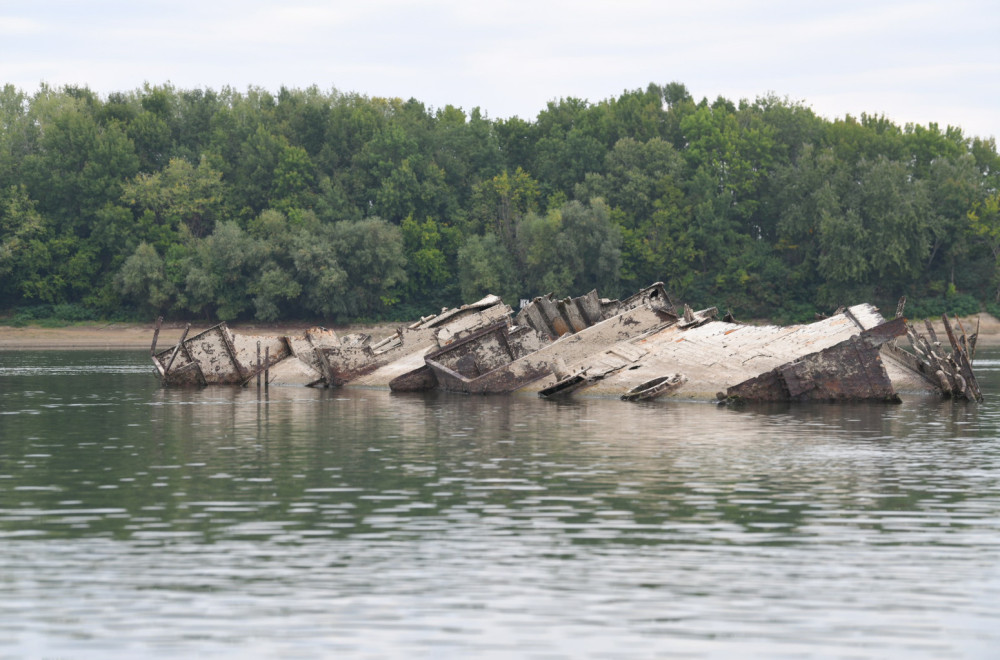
{"left": 1, "top": 349, "right": 999, "bottom": 658}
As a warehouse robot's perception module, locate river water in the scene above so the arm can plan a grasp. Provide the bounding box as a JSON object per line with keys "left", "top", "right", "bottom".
{"left": 1, "top": 349, "right": 999, "bottom": 658}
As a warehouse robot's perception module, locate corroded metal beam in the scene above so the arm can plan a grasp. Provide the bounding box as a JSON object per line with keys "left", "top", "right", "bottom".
{"left": 725, "top": 317, "right": 907, "bottom": 403}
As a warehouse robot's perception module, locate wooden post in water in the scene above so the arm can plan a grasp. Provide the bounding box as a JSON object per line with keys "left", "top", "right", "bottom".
{"left": 256, "top": 341, "right": 262, "bottom": 389}
{"left": 971, "top": 317, "right": 980, "bottom": 362}
{"left": 264, "top": 346, "right": 270, "bottom": 392}
{"left": 150, "top": 316, "right": 163, "bottom": 356}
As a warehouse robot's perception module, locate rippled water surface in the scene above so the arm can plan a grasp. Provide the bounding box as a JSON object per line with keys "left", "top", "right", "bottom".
{"left": 2, "top": 349, "right": 1000, "bottom": 658}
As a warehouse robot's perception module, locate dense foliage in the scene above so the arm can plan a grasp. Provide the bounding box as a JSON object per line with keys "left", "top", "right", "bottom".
{"left": 1, "top": 82, "right": 998, "bottom": 323}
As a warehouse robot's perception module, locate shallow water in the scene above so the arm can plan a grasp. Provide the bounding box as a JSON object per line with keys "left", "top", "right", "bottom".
{"left": 1, "top": 349, "right": 999, "bottom": 658}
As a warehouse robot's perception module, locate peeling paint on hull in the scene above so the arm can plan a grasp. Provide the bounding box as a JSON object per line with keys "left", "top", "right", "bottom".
{"left": 149, "top": 285, "right": 982, "bottom": 404}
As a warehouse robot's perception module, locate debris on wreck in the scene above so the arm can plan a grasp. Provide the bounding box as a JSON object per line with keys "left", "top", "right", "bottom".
{"left": 392, "top": 283, "right": 677, "bottom": 395}
{"left": 621, "top": 374, "right": 688, "bottom": 402}
{"left": 150, "top": 284, "right": 983, "bottom": 404}
{"left": 316, "top": 294, "right": 512, "bottom": 386}
{"left": 150, "top": 319, "right": 340, "bottom": 388}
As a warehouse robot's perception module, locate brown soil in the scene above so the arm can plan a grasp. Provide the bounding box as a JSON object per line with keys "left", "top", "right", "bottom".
{"left": 1, "top": 314, "right": 998, "bottom": 351}
{"left": 0, "top": 320, "right": 403, "bottom": 350}
{"left": 919, "top": 314, "right": 1000, "bottom": 348}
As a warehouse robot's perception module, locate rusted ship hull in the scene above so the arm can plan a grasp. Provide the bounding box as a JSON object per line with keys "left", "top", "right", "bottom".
{"left": 150, "top": 284, "right": 982, "bottom": 404}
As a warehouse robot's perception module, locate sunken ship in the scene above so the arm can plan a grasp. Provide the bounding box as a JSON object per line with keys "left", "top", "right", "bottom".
{"left": 150, "top": 284, "right": 982, "bottom": 404}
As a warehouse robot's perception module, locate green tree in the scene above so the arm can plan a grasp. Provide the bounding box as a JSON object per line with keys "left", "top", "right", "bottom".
{"left": 0, "top": 185, "right": 48, "bottom": 304}
{"left": 115, "top": 242, "right": 176, "bottom": 314}
{"left": 518, "top": 199, "right": 623, "bottom": 298}
{"left": 969, "top": 192, "right": 1000, "bottom": 301}
{"left": 120, "top": 156, "right": 228, "bottom": 241}
{"left": 400, "top": 215, "right": 460, "bottom": 308}
{"left": 468, "top": 168, "right": 540, "bottom": 248}
{"left": 456, "top": 233, "right": 519, "bottom": 304}
{"left": 574, "top": 137, "right": 690, "bottom": 290}
{"left": 327, "top": 217, "right": 407, "bottom": 320}
{"left": 183, "top": 221, "right": 265, "bottom": 320}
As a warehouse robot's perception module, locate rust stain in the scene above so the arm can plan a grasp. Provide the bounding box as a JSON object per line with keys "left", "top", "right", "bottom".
{"left": 149, "top": 284, "right": 979, "bottom": 405}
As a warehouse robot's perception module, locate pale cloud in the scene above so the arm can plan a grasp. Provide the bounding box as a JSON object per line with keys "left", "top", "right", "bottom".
{"left": 0, "top": 15, "right": 44, "bottom": 35}
{"left": 1, "top": 0, "right": 996, "bottom": 138}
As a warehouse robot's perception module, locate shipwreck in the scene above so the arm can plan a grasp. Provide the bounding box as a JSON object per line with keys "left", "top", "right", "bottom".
{"left": 150, "top": 284, "right": 982, "bottom": 404}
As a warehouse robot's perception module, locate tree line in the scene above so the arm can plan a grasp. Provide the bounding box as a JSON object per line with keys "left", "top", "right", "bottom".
{"left": 1, "top": 81, "right": 998, "bottom": 324}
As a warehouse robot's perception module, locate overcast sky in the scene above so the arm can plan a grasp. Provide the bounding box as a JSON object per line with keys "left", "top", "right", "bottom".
{"left": 2, "top": 0, "right": 997, "bottom": 139}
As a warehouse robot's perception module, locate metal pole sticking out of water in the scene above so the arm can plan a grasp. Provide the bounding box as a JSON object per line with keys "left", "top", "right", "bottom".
{"left": 150, "top": 316, "right": 163, "bottom": 356}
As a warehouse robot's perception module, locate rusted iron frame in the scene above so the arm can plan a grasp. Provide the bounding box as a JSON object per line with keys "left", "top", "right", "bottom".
{"left": 882, "top": 339, "right": 937, "bottom": 387}
{"left": 424, "top": 320, "right": 512, "bottom": 363}
{"left": 912, "top": 322, "right": 961, "bottom": 395}
{"left": 312, "top": 342, "right": 335, "bottom": 386}
{"left": 313, "top": 346, "right": 338, "bottom": 386}
{"left": 725, "top": 317, "right": 906, "bottom": 403}
{"left": 319, "top": 342, "right": 401, "bottom": 387}
{"left": 942, "top": 314, "right": 983, "bottom": 402}
{"left": 786, "top": 334, "right": 896, "bottom": 400}
{"left": 167, "top": 360, "right": 201, "bottom": 379}
{"left": 955, "top": 315, "right": 973, "bottom": 358}
{"left": 537, "top": 295, "right": 570, "bottom": 337}
{"left": 423, "top": 320, "right": 529, "bottom": 393}
{"left": 576, "top": 289, "right": 603, "bottom": 326}
{"left": 558, "top": 297, "right": 588, "bottom": 333}
{"left": 860, "top": 316, "right": 909, "bottom": 346}
{"left": 939, "top": 316, "right": 968, "bottom": 397}
{"left": 388, "top": 364, "right": 438, "bottom": 392}
{"left": 424, "top": 320, "right": 514, "bottom": 378}
{"left": 216, "top": 325, "right": 249, "bottom": 383}
{"left": 923, "top": 319, "right": 940, "bottom": 345}
{"left": 240, "top": 337, "right": 291, "bottom": 387}
{"left": 471, "top": 306, "right": 674, "bottom": 395}
{"left": 150, "top": 317, "right": 166, "bottom": 379}
{"left": 163, "top": 336, "right": 207, "bottom": 387}
{"left": 895, "top": 316, "right": 984, "bottom": 399}
{"left": 423, "top": 359, "right": 472, "bottom": 390}
{"left": 151, "top": 357, "right": 166, "bottom": 380}
{"left": 518, "top": 302, "right": 553, "bottom": 340}
{"left": 162, "top": 323, "right": 191, "bottom": 378}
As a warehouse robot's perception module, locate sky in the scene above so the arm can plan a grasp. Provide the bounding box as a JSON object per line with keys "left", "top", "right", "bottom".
{"left": 1, "top": 0, "right": 997, "bottom": 139}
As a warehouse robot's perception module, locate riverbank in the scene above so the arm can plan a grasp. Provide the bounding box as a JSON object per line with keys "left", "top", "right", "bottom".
{"left": 0, "top": 320, "right": 401, "bottom": 351}
{"left": 1, "top": 314, "right": 998, "bottom": 351}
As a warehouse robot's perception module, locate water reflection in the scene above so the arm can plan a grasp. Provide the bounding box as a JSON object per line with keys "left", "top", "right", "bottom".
{"left": 1, "top": 350, "right": 1000, "bottom": 658}
{"left": 4, "top": 373, "right": 998, "bottom": 547}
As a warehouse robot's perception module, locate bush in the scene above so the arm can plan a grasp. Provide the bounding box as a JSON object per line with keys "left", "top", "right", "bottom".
{"left": 771, "top": 301, "right": 821, "bottom": 325}
{"left": 3, "top": 303, "right": 100, "bottom": 327}
{"left": 907, "top": 293, "right": 980, "bottom": 319}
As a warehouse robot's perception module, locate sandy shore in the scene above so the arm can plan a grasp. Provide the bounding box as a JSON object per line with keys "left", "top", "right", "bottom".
{"left": 0, "top": 321, "right": 401, "bottom": 351}
{"left": 1, "top": 314, "right": 998, "bottom": 351}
